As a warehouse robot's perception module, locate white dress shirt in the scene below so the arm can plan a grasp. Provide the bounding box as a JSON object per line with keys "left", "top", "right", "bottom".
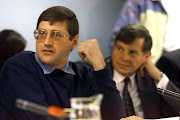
{"left": 113, "top": 69, "right": 169, "bottom": 118}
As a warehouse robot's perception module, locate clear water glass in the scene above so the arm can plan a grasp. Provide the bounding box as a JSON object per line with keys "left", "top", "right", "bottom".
{"left": 70, "top": 94, "right": 103, "bottom": 120}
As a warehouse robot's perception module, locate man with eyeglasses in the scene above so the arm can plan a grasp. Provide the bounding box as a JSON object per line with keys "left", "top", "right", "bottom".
{"left": 0, "top": 6, "right": 125, "bottom": 120}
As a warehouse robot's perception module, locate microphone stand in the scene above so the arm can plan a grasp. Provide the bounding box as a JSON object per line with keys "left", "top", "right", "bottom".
{"left": 157, "top": 88, "right": 180, "bottom": 101}
{"left": 16, "top": 99, "right": 70, "bottom": 119}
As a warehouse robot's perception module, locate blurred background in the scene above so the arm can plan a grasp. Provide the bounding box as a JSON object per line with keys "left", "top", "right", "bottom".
{"left": 0, "top": 0, "right": 126, "bottom": 61}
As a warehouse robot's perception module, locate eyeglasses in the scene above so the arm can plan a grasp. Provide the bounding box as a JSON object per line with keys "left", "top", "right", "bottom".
{"left": 34, "top": 29, "right": 70, "bottom": 43}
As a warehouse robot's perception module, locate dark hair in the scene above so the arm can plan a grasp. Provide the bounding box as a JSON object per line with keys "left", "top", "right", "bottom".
{"left": 114, "top": 24, "right": 152, "bottom": 53}
{"left": 37, "top": 6, "right": 79, "bottom": 40}
{"left": 0, "top": 30, "right": 26, "bottom": 71}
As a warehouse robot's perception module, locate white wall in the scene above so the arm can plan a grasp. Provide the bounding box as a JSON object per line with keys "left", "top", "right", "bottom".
{"left": 0, "top": 0, "right": 125, "bottom": 61}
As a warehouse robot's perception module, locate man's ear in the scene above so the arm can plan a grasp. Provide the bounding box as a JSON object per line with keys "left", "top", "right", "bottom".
{"left": 112, "top": 41, "right": 117, "bottom": 51}
{"left": 113, "top": 41, "right": 115, "bottom": 48}
{"left": 144, "top": 52, "right": 151, "bottom": 61}
{"left": 71, "top": 34, "right": 79, "bottom": 51}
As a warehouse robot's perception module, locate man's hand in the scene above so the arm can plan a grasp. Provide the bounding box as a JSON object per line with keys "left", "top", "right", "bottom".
{"left": 123, "top": 116, "right": 144, "bottom": 120}
{"left": 78, "top": 39, "right": 106, "bottom": 71}
{"left": 137, "top": 59, "right": 163, "bottom": 82}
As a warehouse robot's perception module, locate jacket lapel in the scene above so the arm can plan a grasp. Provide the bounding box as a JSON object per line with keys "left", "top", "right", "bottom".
{"left": 135, "top": 74, "right": 161, "bottom": 119}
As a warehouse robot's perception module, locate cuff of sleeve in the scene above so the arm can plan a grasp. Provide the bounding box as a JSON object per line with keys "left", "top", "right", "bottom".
{"left": 93, "top": 65, "right": 112, "bottom": 83}
{"left": 157, "top": 73, "right": 169, "bottom": 89}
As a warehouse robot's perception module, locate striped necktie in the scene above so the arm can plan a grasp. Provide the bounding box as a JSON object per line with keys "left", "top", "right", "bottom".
{"left": 122, "top": 77, "right": 135, "bottom": 117}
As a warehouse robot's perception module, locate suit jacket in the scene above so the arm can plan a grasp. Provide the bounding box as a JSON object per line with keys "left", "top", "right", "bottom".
{"left": 107, "top": 59, "right": 180, "bottom": 119}
{"left": 156, "top": 49, "right": 180, "bottom": 89}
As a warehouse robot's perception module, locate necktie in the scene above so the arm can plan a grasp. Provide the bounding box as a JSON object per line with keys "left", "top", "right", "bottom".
{"left": 123, "top": 77, "right": 135, "bottom": 117}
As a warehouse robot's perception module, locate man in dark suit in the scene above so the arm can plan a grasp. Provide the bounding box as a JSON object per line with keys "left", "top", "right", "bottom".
{"left": 156, "top": 49, "right": 180, "bottom": 89}
{"left": 108, "top": 24, "right": 180, "bottom": 119}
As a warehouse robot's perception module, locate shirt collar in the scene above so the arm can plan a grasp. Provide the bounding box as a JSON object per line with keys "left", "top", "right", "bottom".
{"left": 35, "top": 53, "right": 75, "bottom": 75}
{"left": 113, "top": 69, "right": 136, "bottom": 85}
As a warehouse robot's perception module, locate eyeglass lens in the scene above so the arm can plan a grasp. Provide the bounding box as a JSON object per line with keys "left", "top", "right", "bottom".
{"left": 34, "top": 29, "right": 69, "bottom": 43}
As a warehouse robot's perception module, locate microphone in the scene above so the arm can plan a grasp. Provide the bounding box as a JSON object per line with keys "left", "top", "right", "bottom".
{"left": 16, "top": 99, "right": 69, "bottom": 118}
{"left": 157, "top": 88, "right": 180, "bottom": 101}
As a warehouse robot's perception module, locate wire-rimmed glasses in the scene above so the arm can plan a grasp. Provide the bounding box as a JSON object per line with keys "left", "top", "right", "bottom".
{"left": 34, "top": 29, "right": 70, "bottom": 43}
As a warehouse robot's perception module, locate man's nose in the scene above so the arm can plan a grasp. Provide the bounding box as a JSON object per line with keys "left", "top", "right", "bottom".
{"left": 121, "top": 52, "right": 130, "bottom": 61}
{"left": 44, "top": 34, "right": 53, "bottom": 46}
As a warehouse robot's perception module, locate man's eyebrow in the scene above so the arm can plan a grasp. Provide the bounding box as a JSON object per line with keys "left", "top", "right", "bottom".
{"left": 51, "top": 30, "right": 66, "bottom": 34}
{"left": 51, "top": 29, "right": 61, "bottom": 32}
{"left": 129, "top": 49, "right": 138, "bottom": 53}
{"left": 38, "top": 28, "right": 46, "bottom": 30}
{"left": 116, "top": 43, "right": 122, "bottom": 47}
